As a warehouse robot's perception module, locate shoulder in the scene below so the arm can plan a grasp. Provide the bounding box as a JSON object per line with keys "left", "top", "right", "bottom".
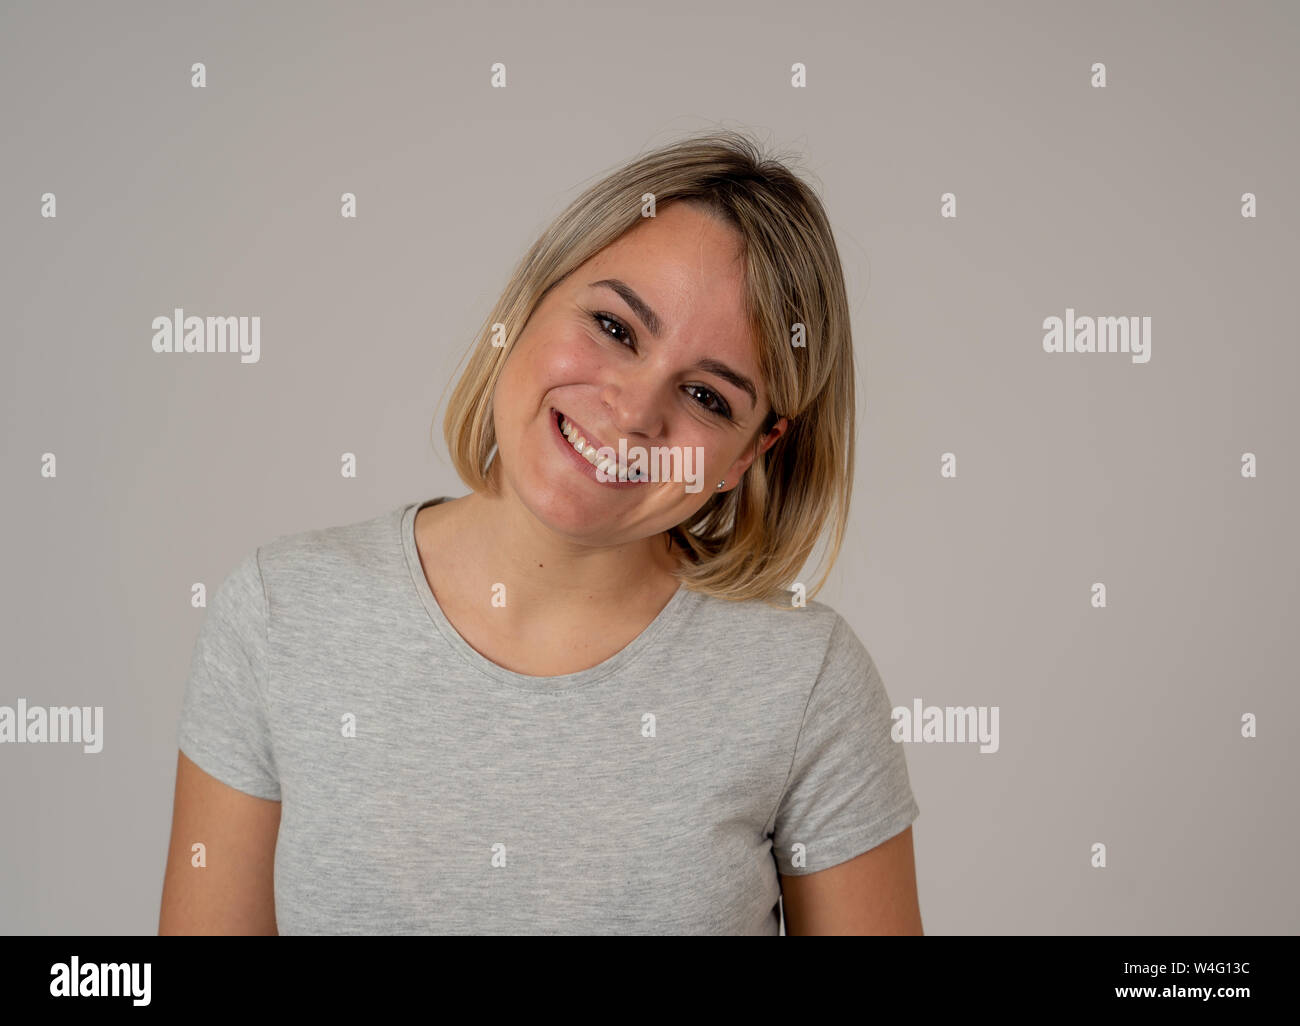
{"left": 688, "top": 586, "right": 851, "bottom": 637}
{"left": 250, "top": 502, "right": 410, "bottom": 605}
{"left": 683, "top": 588, "right": 863, "bottom": 682}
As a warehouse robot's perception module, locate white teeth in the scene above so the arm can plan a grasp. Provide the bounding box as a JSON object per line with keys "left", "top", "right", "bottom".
{"left": 558, "top": 413, "right": 638, "bottom": 480}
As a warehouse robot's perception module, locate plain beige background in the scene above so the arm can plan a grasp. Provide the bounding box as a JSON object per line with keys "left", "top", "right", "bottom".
{"left": 2, "top": 0, "right": 1297, "bottom": 934}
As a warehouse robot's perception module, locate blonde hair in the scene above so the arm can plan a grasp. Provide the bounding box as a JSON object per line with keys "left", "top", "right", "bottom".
{"left": 440, "top": 129, "right": 856, "bottom": 606}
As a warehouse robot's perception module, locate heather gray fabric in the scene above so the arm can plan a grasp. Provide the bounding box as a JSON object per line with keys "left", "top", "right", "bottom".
{"left": 176, "top": 496, "right": 920, "bottom": 935}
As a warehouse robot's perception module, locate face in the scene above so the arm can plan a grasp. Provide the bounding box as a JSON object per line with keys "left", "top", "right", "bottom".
{"left": 490, "top": 200, "right": 788, "bottom": 548}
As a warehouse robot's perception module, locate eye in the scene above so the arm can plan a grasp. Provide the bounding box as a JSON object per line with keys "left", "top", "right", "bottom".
{"left": 590, "top": 310, "right": 732, "bottom": 420}
{"left": 590, "top": 311, "right": 635, "bottom": 349}
{"left": 684, "top": 384, "right": 732, "bottom": 420}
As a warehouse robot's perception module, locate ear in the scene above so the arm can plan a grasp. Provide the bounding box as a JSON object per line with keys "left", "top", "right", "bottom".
{"left": 757, "top": 416, "right": 789, "bottom": 456}
{"left": 717, "top": 416, "right": 790, "bottom": 491}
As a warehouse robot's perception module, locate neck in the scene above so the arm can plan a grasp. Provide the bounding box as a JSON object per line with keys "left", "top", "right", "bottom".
{"left": 433, "top": 487, "right": 684, "bottom": 615}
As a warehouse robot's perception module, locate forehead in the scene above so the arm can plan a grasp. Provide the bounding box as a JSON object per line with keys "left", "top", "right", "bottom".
{"left": 580, "top": 203, "right": 752, "bottom": 343}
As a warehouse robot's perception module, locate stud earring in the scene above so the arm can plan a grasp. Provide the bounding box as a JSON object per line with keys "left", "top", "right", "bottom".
{"left": 717, "top": 480, "right": 726, "bottom": 490}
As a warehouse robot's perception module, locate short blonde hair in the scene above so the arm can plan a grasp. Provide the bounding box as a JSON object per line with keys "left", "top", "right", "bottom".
{"left": 440, "top": 129, "right": 856, "bottom": 606}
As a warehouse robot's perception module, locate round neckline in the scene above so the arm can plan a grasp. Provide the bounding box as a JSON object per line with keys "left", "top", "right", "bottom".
{"left": 398, "top": 496, "right": 701, "bottom": 693}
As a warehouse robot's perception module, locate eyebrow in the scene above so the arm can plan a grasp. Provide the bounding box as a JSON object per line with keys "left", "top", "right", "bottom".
{"left": 588, "top": 278, "right": 758, "bottom": 409}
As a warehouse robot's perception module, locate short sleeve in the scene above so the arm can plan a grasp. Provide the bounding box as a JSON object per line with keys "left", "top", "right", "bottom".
{"left": 176, "top": 549, "right": 281, "bottom": 801}
{"left": 771, "top": 614, "right": 918, "bottom": 875}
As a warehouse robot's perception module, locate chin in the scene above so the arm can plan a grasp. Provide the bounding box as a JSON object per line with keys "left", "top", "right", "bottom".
{"left": 508, "top": 458, "right": 609, "bottom": 536}
{"left": 525, "top": 491, "right": 615, "bottom": 544}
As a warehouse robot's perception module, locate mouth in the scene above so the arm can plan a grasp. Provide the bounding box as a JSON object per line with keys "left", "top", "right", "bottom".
{"left": 550, "top": 407, "right": 647, "bottom": 485}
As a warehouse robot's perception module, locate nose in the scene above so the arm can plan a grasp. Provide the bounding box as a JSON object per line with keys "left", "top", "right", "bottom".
{"left": 599, "top": 370, "right": 668, "bottom": 440}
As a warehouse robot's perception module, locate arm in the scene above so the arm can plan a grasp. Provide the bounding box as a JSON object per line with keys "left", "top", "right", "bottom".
{"left": 158, "top": 750, "right": 281, "bottom": 935}
{"left": 780, "top": 825, "right": 922, "bottom": 935}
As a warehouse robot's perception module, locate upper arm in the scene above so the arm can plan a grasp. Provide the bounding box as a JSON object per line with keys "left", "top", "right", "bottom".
{"left": 158, "top": 749, "right": 281, "bottom": 935}
{"left": 780, "top": 825, "right": 922, "bottom": 935}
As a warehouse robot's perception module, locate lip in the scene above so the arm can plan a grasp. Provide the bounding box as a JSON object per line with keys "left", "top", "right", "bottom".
{"left": 549, "top": 407, "right": 646, "bottom": 489}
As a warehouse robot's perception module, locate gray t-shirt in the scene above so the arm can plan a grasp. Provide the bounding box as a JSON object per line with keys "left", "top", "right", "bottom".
{"left": 176, "top": 496, "right": 920, "bottom": 935}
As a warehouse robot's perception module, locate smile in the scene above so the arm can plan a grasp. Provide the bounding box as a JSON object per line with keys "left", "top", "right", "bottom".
{"left": 548, "top": 408, "right": 706, "bottom": 491}
{"left": 553, "top": 409, "right": 644, "bottom": 481}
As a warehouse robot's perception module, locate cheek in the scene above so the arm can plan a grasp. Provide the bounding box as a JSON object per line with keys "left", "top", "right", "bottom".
{"left": 701, "top": 426, "right": 750, "bottom": 479}
{"left": 495, "top": 329, "right": 591, "bottom": 429}
{"left": 537, "top": 329, "right": 596, "bottom": 379}
{"left": 505, "top": 325, "right": 593, "bottom": 389}
{"left": 703, "top": 440, "right": 731, "bottom": 477}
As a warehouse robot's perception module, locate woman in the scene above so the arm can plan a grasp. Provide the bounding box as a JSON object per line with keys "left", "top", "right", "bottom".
{"left": 158, "top": 130, "right": 923, "bottom": 935}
